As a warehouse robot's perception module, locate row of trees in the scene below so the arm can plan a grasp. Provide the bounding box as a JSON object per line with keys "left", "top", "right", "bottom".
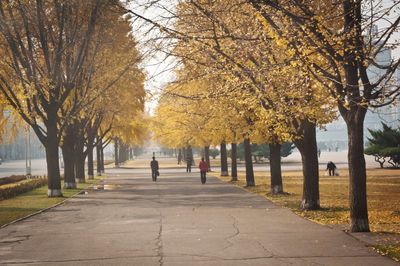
{"left": 0, "top": 1, "right": 147, "bottom": 195}
{"left": 142, "top": 0, "right": 400, "bottom": 232}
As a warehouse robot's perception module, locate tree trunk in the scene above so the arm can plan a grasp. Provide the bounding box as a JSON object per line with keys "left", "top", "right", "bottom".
{"left": 62, "top": 126, "right": 76, "bottom": 189}
{"left": 62, "top": 146, "right": 76, "bottom": 189}
{"left": 75, "top": 155, "right": 85, "bottom": 183}
{"left": 244, "top": 138, "right": 255, "bottom": 186}
{"left": 341, "top": 1, "right": 369, "bottom": 232}
{"left": 220, "top": 142, "right": 229, "bottom": 176}
{"left": 294, "top": 120, "right": 320, "bottom": 210}
{"left": 178, "top": 148, "right": 182, "bottom": 164}
{"left": 182, "top": 147, "right": 186, "bottom": 161}
{"left": 187, "top": 145, "right": 194, "bottom": 165}
{"left": 204, "top": 145, "right": 211, "bottom": 172}
{"left": 75, "top": 138, "right": 86, "bottom": 183}
{"left": 45, "top": 121, "right": 62, "bottom": 197}
{"left": 118, "top": 142, "right": 124, "bottom": 164}
{"left": 269, "top": 142, "right": 283, "bottom": 194}
{"left": 119, "top": 143, "right": 129, "bottom": 163}
{"left": 346, "top": 110, "right": 370, "bottom": 232}
{"left": 114, "top": 138, "right": 119, "bottom": 167}
{"left": 96, "top": 140, "right": 102, "bottom": 176}
{"left": 62, "top": 147, "right": 76, "bottom": 189}
{"left": 87, "top": 143, "right": 94, "bottom": 180}
{"left": 100, "top": 141, "right": 105, "bottom": 173}
{"left": 231, "top": 143, "right": 238, "bottom": 181}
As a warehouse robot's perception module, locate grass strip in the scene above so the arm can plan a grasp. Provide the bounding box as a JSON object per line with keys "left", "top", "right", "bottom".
{"left": 373, "top": 245, "right": 400, "bottom": 262}
{"left": 0, "top": 177, "right": 103, "bottom": 227}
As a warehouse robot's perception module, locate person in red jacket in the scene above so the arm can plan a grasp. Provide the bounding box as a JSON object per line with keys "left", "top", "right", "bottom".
{"left": 199, "top": 157, "right": 208, "bottom": 184}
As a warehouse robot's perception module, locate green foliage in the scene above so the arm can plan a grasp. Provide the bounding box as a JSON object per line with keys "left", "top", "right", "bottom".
{"left": 236, "top": 142, "right": 295, "bottom": 161}
{"left": 0, "top": 178, "right": 47, "bottom": 200}
{"left": 365, "top": 123, "right": 400, "bottom": 168}
{"left": 281, "top": 142, "right": 296, "bottom": 157}
{"left": 209, "top": 148, "right": 220, "bottom": 159}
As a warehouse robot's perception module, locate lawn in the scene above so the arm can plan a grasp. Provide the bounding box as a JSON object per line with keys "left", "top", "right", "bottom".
{"left": 217, "top": 168, "right": 400, "bottom": 261}
{"left": 0, "top": 177, "right": 102, "bottom": 227}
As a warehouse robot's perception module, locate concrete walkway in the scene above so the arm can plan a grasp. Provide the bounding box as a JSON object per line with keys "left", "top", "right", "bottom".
{"left": 0, "top": 169, "right": 396, "bottom": 265}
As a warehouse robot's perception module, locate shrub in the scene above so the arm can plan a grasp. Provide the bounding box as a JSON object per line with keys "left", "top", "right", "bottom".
{"left": 209, "top": 149, "right": 220, "bottom": 159}
{"left": 365, "top": 123, "right": 400, "bottom": 168}
{"left": 0, "top": 177, "right": 48, "bottom": 200}
{"left": 0, "top": 175, "right": 27, "bottom": 186}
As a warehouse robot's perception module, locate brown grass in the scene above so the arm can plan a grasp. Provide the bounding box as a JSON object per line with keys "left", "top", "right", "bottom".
{"left": 217, "top": 168, "right": 400, "bottom": 261}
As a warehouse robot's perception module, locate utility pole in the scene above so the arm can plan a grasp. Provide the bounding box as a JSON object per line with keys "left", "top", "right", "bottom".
{"left": 25, "top": 125, "right": 31, "bottom": 177}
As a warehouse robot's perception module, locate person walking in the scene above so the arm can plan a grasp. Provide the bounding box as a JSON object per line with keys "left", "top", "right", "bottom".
{"left": 186, "top": 155, "right": 192, "bottom": 173}
{"left": 150, "top": 156, "right": 159, "bottom": 181}
{"left": 326, "top": 161, "right": 336, "bottom": 176}
{"left": 199, "top": 157, "right": 208, "bottom": 184}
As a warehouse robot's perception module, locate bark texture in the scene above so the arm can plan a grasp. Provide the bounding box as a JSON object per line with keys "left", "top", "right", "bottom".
{"left": 220, "top": 142, "right": 229, "bottom": 176}
{"left": 345, "top": 109, "right": 370, "bottom": 232}
{"left": 231, "top": 143, "right": 238, "bottom": 181}
{"left": 244, "top": 138, "right": 255, "bottom": 186}
{"left": 294, "top": 120, "right": 320, "bottom": 210}
{"left": 204, "top": 146, "right": 211, "bottom": 171}
{"left": 269, "top": 143, "right": 283, "bottom": 194}
{"left": 87, "top": 144, "right": 94, "bottom": 180}
{"left": 45, "top": 120, "right": 62, "bottom": 197}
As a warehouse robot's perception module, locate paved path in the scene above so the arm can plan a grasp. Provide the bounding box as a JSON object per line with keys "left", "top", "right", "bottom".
{"left": 0, "top": 169, "right": 395, "bottom": 265}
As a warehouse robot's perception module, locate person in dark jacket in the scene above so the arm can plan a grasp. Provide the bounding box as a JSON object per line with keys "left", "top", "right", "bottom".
{"left": 199, "top": 157, "right": 208, "bottom": 184}
{"left": 150, "top": 157, "right": 159, "bottom": 181}
{"left": 326, "top": 161, "right": 336, "bottom": 176}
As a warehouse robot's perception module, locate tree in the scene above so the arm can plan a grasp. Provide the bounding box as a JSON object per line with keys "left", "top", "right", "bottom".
{"left": 365, "top": 123, "right": 400, "bottom": 168}
{"left": 0, "top": 0, "right": 107, "bottom": 196}
{"left": 248, "top": 0, "right": 400, "bottom": 232}
{"left": 209, "top": 149, "right": 220, "bottom": 159}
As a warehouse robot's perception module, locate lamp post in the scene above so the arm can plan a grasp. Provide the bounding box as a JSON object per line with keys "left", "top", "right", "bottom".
{"left": 25, "top": 125, "right": 31, "bottom": 177}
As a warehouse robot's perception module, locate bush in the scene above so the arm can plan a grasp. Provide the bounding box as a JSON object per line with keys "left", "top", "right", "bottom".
{"left": 0, "top": 175, "right": 27, "bottom": 186}
{"left": 0, "top": 177, "right": 48, "bottom": 200}
{"left": 209, "top": 149, "right": 220, "bottom": 159}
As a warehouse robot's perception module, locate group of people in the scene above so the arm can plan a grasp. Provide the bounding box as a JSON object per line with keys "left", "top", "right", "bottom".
{"left": 151, "top": 156, "right": 338, "bottom": 182}
{"left": 150, "top": 156, "right": 209, "bottom": 184}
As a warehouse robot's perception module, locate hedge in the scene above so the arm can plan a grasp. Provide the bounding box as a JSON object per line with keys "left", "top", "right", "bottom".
{"left": 0, "top": 175, "right": 27, "bottom": 186}
{"left": 0, "top": 177, "right": 47, "bottom": 200}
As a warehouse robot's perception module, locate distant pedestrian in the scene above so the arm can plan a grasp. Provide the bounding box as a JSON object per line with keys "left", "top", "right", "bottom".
{"left": 199, "top": 157, "right": 208, "bottom": 184}
{"left": 150, "top": 157, "right": 159, "bottom": 181}
{"left": 318, "top": 149, "right": 321, "bottom": 158}
{"left": 186, "top": 156, "right": 192, "bottom": 173}
{"left": 326, "top": 161, "right": 336, "bottom": 176}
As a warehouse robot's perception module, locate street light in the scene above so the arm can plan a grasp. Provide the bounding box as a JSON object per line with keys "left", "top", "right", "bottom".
{"left": 25, "top": 125, "right": 31, "bottom": 177}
